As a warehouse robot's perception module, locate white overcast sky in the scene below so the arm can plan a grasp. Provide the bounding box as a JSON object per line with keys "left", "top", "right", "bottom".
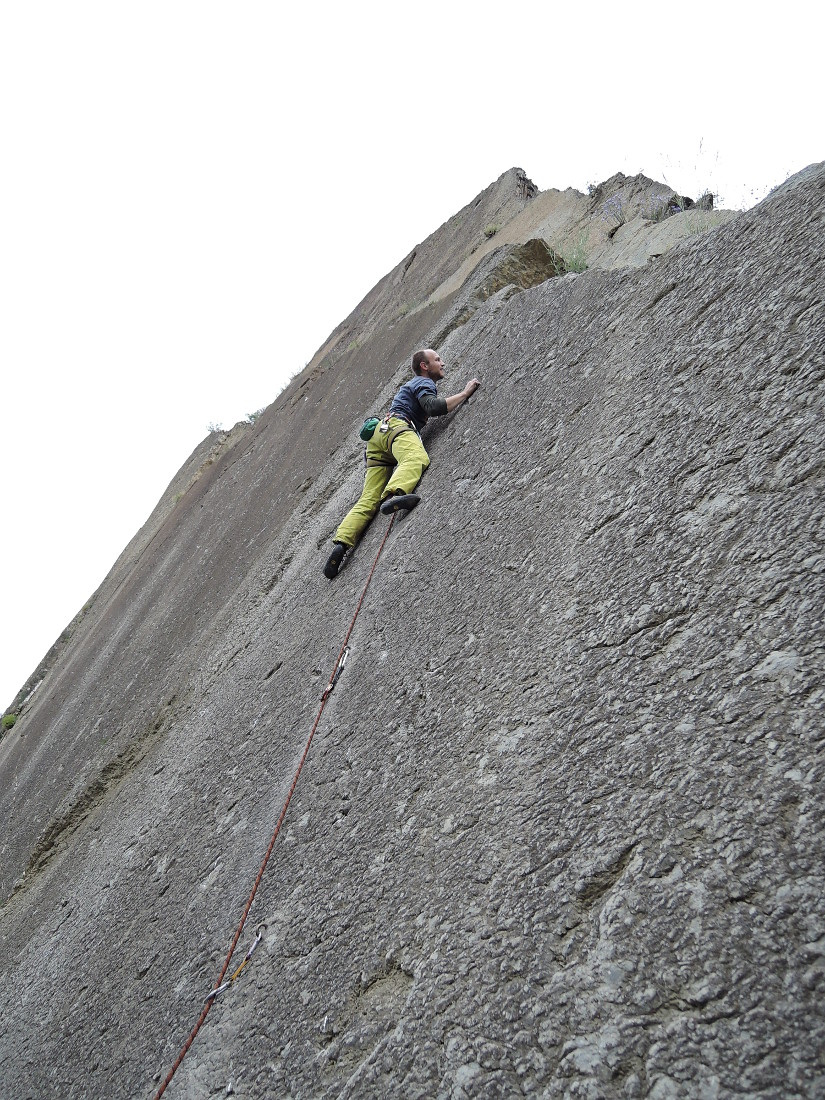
{"left": 1, "top": 2, "right": 820, "bottom": 709}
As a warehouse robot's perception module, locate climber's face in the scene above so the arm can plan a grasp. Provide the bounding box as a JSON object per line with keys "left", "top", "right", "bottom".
{"left": 421, "top": 350, "right": 445, "bottom": 381}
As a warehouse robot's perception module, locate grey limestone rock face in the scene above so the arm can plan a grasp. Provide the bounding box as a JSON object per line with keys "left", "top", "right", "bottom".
{"left": 0, "top": 164, "right": 823, "bottom": 1099}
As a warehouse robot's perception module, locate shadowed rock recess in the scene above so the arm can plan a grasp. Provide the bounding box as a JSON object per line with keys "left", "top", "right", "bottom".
{"left": 1, "top": 164, "right": 823, "bottom": 1099}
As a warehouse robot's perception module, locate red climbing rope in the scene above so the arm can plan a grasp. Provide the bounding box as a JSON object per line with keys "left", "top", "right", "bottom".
{"left": 152, "top": 516, "right": 396, "bottom": 1099}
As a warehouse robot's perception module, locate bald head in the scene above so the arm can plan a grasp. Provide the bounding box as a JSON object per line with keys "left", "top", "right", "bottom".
{"left": 412, "top": 349, "right": 433, "bottom": 376}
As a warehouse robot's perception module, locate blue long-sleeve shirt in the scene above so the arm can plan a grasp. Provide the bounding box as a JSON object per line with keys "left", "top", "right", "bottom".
{"left": 389, "top": 376, "right": 448, "bottom": 431}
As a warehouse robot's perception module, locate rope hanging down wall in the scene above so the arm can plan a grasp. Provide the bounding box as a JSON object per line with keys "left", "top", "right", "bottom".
{"left": 152, "top": 515, "right": 396, "bottom": 1099}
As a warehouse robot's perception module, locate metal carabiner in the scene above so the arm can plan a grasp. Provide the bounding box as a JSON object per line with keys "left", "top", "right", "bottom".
{"left": 322, "top": 646, "right": 350, "bottom": 700}
{"left": 331, "top": 647, "right": 350, "bottom": 689}
{"left": 245, "top": 924, "right": 266, "bottom": 962}
{"left": 205, "top": 981, "right": 230, "bottom": 1003}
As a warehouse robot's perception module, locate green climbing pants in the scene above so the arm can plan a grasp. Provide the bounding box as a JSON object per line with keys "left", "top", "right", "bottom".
{"left": 334, "top": 418, "right": 430, "bottom": 547}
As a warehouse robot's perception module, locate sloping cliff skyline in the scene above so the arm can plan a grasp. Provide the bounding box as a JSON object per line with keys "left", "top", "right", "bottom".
{"left": 1, "top": 163, "right": 822, "bottom": 1098}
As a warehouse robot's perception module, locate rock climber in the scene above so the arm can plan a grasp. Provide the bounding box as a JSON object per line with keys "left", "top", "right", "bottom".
{"left": 323, "top": 349, "right": 480, "bottom": 578}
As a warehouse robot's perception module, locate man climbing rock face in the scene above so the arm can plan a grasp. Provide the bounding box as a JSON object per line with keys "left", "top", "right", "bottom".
{"left": 323, "top": 348, "right": 480, "bottom": 578}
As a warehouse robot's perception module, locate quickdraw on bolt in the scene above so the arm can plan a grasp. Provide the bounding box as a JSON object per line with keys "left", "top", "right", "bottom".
{"left": 203, "top": 924, "right": 267, "bottom": 1003}
{"left": 229, "top": 923, "right": 265, "bottom": 982}
{"left": 322, "top": 646, "right": 350, "bottom": 700}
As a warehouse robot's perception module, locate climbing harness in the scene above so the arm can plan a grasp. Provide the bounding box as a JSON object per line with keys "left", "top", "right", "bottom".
{"left": 152, "top": 514, "right": 396, "bottom": 1099}
{"left": 365, "top": 417, "right": 417, "bottom": 469}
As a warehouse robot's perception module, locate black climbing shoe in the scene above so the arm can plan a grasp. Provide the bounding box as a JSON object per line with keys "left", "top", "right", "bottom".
{"left": 323, "top": 542, "right": 347, "bottom": 579}
{"left": 380, "top": 493, "right": 420, "bottom": 516}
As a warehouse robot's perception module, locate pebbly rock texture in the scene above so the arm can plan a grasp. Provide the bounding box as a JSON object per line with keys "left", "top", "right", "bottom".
{"left": 0, "top": 163, "right": 823, "bottom": 1099}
